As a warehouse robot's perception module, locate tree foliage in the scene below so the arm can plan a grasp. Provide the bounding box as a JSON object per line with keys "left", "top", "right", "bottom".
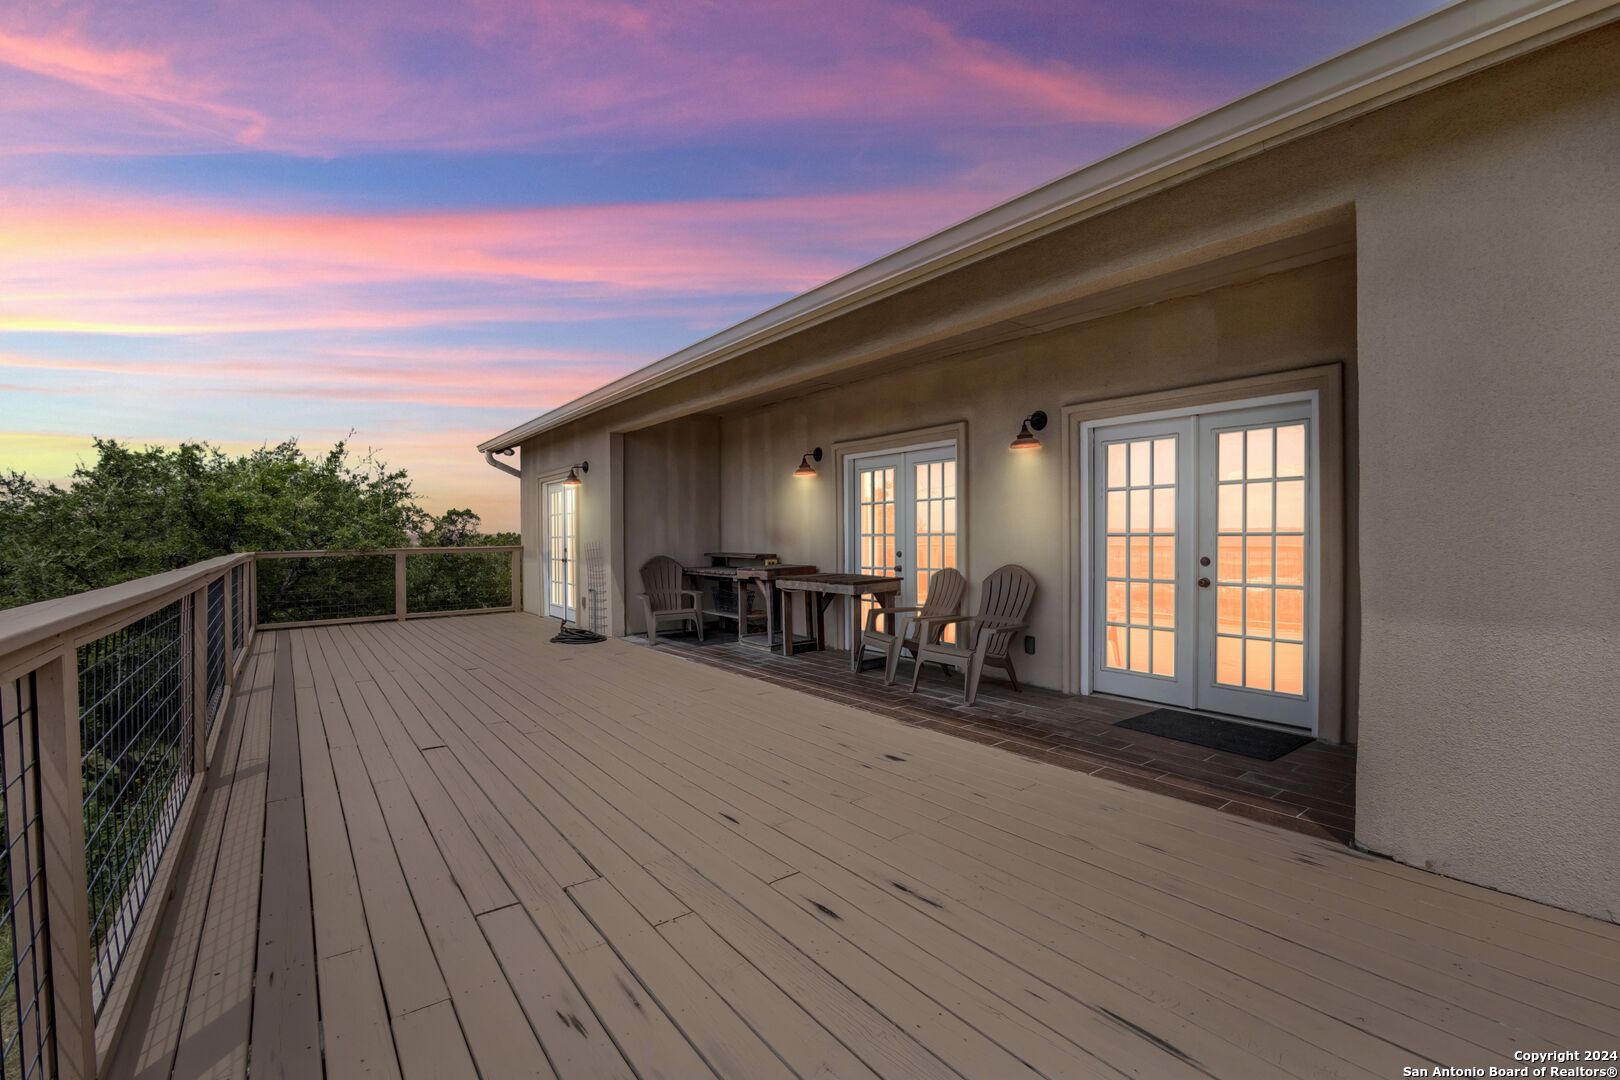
{"left": 0, "top": 438, "right": 511, "bottom": 611}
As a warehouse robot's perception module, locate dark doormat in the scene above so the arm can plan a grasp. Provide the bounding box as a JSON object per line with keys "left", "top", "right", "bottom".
{"left": 1115, "top": 708, "right": 1312, "bottom": 761}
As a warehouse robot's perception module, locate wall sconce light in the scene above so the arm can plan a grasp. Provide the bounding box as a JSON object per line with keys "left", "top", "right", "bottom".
{"left": 563, "top": 461, "right": 588, "bottom": 487}
{"left": 794, "top": 447, "right": 823, "bottom": 477}
{"left": 1009, "top": 411, "right": 1047, "bottom": 451}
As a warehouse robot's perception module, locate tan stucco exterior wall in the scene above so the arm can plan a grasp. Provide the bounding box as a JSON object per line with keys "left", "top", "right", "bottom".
{"left": 1349, "top": 33, "right": 1620, "bottom": 919}
{"left": 513, "top": 23, "right": 1620, "bottom": 918}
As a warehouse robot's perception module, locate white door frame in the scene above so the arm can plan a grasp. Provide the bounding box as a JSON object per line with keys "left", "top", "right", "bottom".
{"left": 842, "top": 439, "right": 958, "bottom": 608}
{"left": 1075, "top": 388, "right": 1315, "bottom": 735}
{"left": 540, "top": 475, "right": 577, "bottom": 621}
{"left": 832, "top": 425, "right": 966, "bottom": 650}
{"left": 1069, "top": 372, "right": 1341, "bottom": 737}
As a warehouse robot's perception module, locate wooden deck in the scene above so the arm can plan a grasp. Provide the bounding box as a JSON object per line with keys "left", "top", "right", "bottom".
{"left": 108, "top": 613, "right": 1620, "bottom": 1080}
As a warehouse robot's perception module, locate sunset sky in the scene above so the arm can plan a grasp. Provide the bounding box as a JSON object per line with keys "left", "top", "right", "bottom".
{"left": 1, "top": 0, "right": 1439, "bottom": 531}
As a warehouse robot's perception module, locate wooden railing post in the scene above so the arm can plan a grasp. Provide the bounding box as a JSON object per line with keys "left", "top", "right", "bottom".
{"left": 510, "top": 548, "right": 523, "bottom": 612}
{"left": 35, "top": 648, "right": 98, "bottom": 1080}
{"left": 394, "top": 552, "right": 408, "bottom": 620}
{"left": 190, "top": 586, "right": 208, "bottom": 775}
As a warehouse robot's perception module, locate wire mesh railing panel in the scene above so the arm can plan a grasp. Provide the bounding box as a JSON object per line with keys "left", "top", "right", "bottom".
{"left": 78, "top": 601, "right": 194, "bottom": 1010}
{"left": 229, "top": 566, "right": 244, "bottom": 656}
{"left": 205, "top": 578, "right": 225, "bottom": 736}
{"left": 1, "top": 674, "right": 55, "bottom": 1080}
{"left": 405, "top": 551, "right": 513, "bottom": 614}
{"left": 256, "top": 555, "right": 395, "bottom": 626}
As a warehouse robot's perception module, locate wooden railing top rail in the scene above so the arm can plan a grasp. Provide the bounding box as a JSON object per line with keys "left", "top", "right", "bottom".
{"left": 0, "top": 547, "right": 523, "bottom": 672}
{"left": 0, "top": 553, "right": 252, "bottom": 673}
{"left": 256, "top": 545, "right": 521, "bottom": 558}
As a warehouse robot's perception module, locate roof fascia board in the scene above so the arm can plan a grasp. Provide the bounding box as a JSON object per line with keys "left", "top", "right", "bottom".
{"left": 480, "top": 0, "right": 1619, "bottom": 452}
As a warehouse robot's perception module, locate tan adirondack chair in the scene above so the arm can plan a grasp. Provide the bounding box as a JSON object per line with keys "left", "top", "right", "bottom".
{"left": 637, "top": 555, "right": 703, "bottom": 644}
{"left": 908, "top": 564, "right": 1036, "bottom": 705}
{"left": 862, "top": 568, "right": 967, "bottom": 685}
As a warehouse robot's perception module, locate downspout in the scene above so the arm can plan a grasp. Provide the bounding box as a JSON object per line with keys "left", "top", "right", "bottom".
{"left": 484, "top": 448, "right": 521, "bottom": 478}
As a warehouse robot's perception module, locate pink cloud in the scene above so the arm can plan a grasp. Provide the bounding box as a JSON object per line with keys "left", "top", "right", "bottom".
{"left": 1, "top": 183, "right": 997, "bottom": 334}
{"left": 1, "top": 348, "right": 633, "bottom": 409}
{"left": 0, "top": 1, "right": 1207, "bottom": 156}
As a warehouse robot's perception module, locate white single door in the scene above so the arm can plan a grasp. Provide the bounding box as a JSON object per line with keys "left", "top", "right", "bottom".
{"left": 542, "top": 479, "right": 577, "bottom": 621}
{"left": 848, "top": 444, "right": 959, "bottom": 625}
{"left": 1090, "top": 400, "right": 1317, "bottom": 730}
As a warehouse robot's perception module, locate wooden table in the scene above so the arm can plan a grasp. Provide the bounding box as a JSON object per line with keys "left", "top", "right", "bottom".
{"left": 775, "top": 574, "right": 903, "bottom": 671}
{"left": 735, "top": 564, "right": 818, "bottom": 650}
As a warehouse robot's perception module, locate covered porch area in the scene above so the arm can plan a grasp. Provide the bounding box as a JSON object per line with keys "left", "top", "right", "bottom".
{"left": 109, "top": 611, "right": 1619, "bottom": 1079}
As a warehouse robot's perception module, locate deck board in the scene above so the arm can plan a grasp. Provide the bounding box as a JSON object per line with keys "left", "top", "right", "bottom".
{"left": 105, "top": 612, "right": 1620, "bottom": 1080}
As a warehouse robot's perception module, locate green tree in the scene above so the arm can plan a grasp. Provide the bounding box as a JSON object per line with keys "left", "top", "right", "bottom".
{"left": 0, "top": 438, "right": 507, "bottom": 612}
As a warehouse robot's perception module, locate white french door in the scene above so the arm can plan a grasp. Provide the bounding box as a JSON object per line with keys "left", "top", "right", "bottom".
{"left": 847, "top": 443, "right": 958, "bottom": 618}
{"left": 542, "top": 479, "right": 577, "bottom": 621}
{"left": 1089, "top": 399, "right": 1317, "bottom": 730}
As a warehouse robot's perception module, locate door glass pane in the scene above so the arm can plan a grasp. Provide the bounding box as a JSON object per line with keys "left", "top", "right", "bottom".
{"left": 1276, "top": 480, "right": 1305, "bottom": 532}
{"left": 1275, "top": 535, "right": 1305, "bottom": 586}
{"left": 1211, "top": 419, "right": 1309, "bottom": 697}
{"left": 1153, "top": 438, "right": 1176, "bottom": 484}
{"left": 1216, "top": 635, "right": 1242, "bottom": 685}
{"left": 1151, "top": 631, "right": 1175, "bottom": 677}
{"left": 1218, "top": 431, "right": 1243, "bottom": 481}
{"left": 1246, "top": 428, "right": 1273, "bottom": 479}
{"left": 1275, "top": 642, "right": 1305, "bottom": 695}
{"left": 1129, "top": 628, "right": 1150, "bottom": 673}
{"left": 1245, "top": 639, "right": 1272, "bottom": 691}
{"left": 1274, "top": 588, "right": 1304, "bottom": 642}
{"left": 1276, "top": 425, "right": 1306, "bottom": 477}
{"left": 1152, "top": 584, "right": 1175, "bottom": 629}
{"left": 1217, "top": 587, "right": 1242, "bottom": 634}
{"left": 1218, "top": 485, "right": 1242, "bottom": 531}
{"left": 1107, "top": 445, "right": 1128, "bottom": 487}
{"left": 1107, "top": 492, "right": 1127, "bottom": 533}
{"left": 1101, "top": 434, "right": 1178, "bottom": 677}
{"left": 1246, "top": 482, "right": 1273, "bottom": 531}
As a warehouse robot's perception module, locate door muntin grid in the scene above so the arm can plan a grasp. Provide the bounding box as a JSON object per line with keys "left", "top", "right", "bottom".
{"left": 912, "top": 459, "right": 958, "bottom": 608}
{"left": 1101, "top": 434, "right": 1178, "bottom": 679}
{"left": 1211, "top": 420, "right": 1308, "bottom": 697}
{"left": 847, "top": 446, "right": 959, "bottom": 639}
{"left": 855, "top": 464, "right": 898, "bottom": 582}
{"left": 854, "top": 463, "right": 898, "bottom": 634}
{"left": 545, "top": 481, "right": 576, "bottom": 620}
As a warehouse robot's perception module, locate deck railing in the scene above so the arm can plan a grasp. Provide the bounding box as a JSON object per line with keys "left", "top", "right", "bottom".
{"left": 0, "top": 545, "right": 519, "bottom": 1077}
{"left": 254, "top": 546, "right": 521, "bottom": 627}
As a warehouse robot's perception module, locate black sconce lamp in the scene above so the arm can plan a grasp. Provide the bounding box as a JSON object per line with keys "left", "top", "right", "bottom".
{"left": 1009, "top": 411, "right": 1047, "bottom": 451}
{"left": 563, "top": 461, "right": 588, "bottom": 487}
{"left": 794, "top": 447, "right": 823, "bottom": 477}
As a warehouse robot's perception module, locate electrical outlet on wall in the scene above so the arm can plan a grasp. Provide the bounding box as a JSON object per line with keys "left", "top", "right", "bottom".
{"left": 1024, "top": 636, "right": 1036, "bottom": 655}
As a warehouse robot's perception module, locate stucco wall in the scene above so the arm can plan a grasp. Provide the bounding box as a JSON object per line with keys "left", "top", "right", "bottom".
{"left": 1350, "top": 30, "right": 1620, "bottom": 919}
{"left": 514, "top": 23, "right": 1620, "bottom": 918}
